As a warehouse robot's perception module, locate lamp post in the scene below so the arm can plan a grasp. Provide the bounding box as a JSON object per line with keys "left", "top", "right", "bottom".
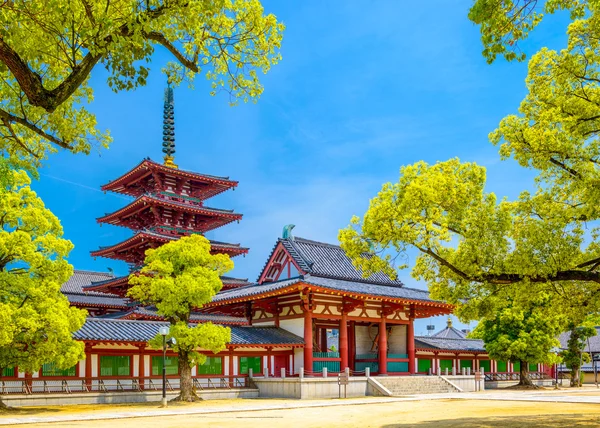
{"left": 159, "top": 326, "right": 170, "bottom": 407}
{"left": 550, "top": 347, "right": 561, "bottom": 389}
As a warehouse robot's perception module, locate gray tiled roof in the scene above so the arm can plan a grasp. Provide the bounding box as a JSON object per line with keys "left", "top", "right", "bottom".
{"left": 263, "top": 237, "right": 404, "bottom": 287}
{"left": 211, "top": 274, "right": 437, "bottom": 303}
{"left": 100, "top": 306, "right": 247, "bottom": 325}
{"left": 61, "top": 270, "right": 122, "bottom": 297}
{"left": 66, "top": 293, "right": 129, "bottom": 308}
{"left": 74, "top": 318, "right": 304, "bottom": 345}
{"left": 432, "top": 326, "right": 468, "bottom": 340}
{"left": 415, "top": 336, "right": 486, "bottom": 352}
{"left": 558, "top": 327, "right": 600, "bottom": 353}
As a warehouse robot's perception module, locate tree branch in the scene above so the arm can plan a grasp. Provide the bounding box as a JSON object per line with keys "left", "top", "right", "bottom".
{"left": 144, "top": 31, "right": 199, "bottom": 72}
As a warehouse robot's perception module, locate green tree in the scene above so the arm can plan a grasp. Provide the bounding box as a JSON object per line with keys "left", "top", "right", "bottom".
{"left": 128, "top": 234, "right": 233, "bottom": 402}
{"left": 472, "top": 303, "right": 562, "bottom": 386}
{"left": 562, "top": 324, "right": 596, "bottom": 387}
{"left": 0, "top": 159, "right": 86, "bottom": 406}
{"left": 468, "top": 0, "right": 590, "bottom": 63}
{"left": 0, "top": 0, "right": 284, "bottom": 171}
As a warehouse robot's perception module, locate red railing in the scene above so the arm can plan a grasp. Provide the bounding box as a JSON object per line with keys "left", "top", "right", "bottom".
{"left": 0, "top": 376, "right": 250, "bottom": 395}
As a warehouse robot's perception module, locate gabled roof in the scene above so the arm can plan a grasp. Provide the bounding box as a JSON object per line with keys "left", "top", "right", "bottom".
{"left": 558, "top": 326, "right": 600, "bottom": 353}
{"left": 259, "top": 237, "right": 404, "bottom": 287}
{"left": 432, "top": 318, "right": 468, "bottom": 339}
{"left": 208, "top": 274, "right": 452, "bottom": 315}
{"left": 99, "top": 306, "right": 248, "bottom": 325}
{"left": 415, "top": 336, "right": 486, "bottom": 353}
{"left": 61, "top": 270, "right": 122, "bottom": 297}
{"left": 74, "top": 318, "right": 304, "bottom": 346}
{"left": 66, "top": 293, "right": 129, "bottom": 309}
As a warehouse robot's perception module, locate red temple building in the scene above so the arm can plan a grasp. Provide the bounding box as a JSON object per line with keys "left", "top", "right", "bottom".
{"left": 0, "top": 89, "right": 556, "bottom": 404}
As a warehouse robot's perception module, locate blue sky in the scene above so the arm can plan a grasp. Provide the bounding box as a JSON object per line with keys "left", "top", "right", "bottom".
{"left": 32, "top": 1, "right": 570, "bottom": 334}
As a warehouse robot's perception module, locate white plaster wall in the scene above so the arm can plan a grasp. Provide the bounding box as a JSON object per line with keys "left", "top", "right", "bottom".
{"left": 293, "top": 349, "right": 303, "bottom": 374}
{"left": 78, "top": 360, "right": 85, "bottom": 378}
{"left": 143, "top": 355, "right": 150, "bottom": 377}
{"left": 233, "top": 356, "right": 238, "bottom": 375}
{"left": 280, "top": 318, "right": 304, "bottom": 337}
{"left": 133, "top": 355, "right": 139, "bottom": 377}
{"left": 355, "top": 325, "right": 375, "bottom": 354}
{"left": 388, "top": 325, "right": 407, "bottom": 354}
{"left": 263, "top": 356, "right": 268, "bottom": 375}
{"left": 280, "top": 318, "right": 306, "bottom": 372}
{"left": 91, "top": 355, "right": 98, "bottom": 377}
{"left": 224, "top": 356, "right": 230, "bottom": 376}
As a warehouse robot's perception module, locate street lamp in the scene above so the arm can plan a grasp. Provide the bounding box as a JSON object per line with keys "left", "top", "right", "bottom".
{"left": 550, "top": 347, "right": 561, "bottom": 389}
{"left": 159, "top": 326, "right": 176, "bottom": 407}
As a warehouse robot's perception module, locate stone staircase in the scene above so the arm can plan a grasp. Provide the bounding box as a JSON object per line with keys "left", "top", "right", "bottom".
{"left": 375, "top": 376, "right": 459, "bottom": 396}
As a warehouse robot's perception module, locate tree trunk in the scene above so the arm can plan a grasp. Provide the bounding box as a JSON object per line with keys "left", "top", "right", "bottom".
{"left": 518, "top": 360, "right": 533, "bottom": 386}
{"left": 175, "top": 350, "right": 200, "bottom": 402}
{"left": 570, "top": 366, "right": 581, "bottom": 387}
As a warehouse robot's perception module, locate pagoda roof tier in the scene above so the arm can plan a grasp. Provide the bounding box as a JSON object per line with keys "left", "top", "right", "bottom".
{"left": 91, "top": 230, "right": 248, "bottom": 265}
{"left": 97, "top": 193, "right": 242, "bottom": 234}
{"left": 101, "top": 159, "right": 238, "bottom": 200}
{"left": 84, "top": 274, "right": 252, "bottom": 296}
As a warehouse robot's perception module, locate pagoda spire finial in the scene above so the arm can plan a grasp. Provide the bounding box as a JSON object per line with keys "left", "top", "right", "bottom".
{"left": 162, "top": 82, "right": 177, "bottom": 169}
{"left": 447, "top": 316, "right": 453, "bottom": 328}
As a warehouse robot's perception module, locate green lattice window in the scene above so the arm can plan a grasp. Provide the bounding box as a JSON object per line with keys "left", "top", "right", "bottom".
{"left": 479, "top": 360, "right": 491, "bottom": 373}
{"left": 100, "top": 356, "right": 130, "bottom": 377}
{"left": 460, "top": 360, "right": 473, "bottom": 369}
{"left": 152, "top": 356, "right": 179, "bottom": 376}
{"left": 42, "top": 362, "right": 76, "bottom": 377}
{"left": 512, "top": 361, "right": 520, "bottom": 371}
{"left": 418, "top": 359, "right": 431, "bottom": 373}
{"left": 239, "top": 357, "right": 261, "bottom": 375}
{"left": 197, "top": 356, "right": 222, "bottom": 375}
{"left": 439, "top": 359, "right": 453, "bottom": 370}
{"left": 496, "top": 361, "right": 507, "bottom": 372}
{"left": 529, "top": 363, "right": 539, "bottom": 372}
{"left": 1, "top": 367, "right": 15, "bottom": 377}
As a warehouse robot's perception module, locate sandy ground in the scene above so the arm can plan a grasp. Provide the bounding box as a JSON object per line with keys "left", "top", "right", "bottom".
{"left": 4, "top": 397, "right": 600, "bottom": 428}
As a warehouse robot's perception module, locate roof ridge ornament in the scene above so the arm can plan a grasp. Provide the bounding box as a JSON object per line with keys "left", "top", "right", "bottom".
{"left": 282, "top": 224, "right": 295, "bottom": 240}
{"left": 162, "top": 82, "right": 177, "bottom": 169}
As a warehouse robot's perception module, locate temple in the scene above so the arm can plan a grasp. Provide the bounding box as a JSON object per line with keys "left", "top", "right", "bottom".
{"left": 0, "top": 88, "right": 556, "bottom": 402}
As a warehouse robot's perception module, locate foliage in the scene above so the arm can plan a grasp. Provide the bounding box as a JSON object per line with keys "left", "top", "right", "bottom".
{"left": 562, "top": 324, "right": 596, "bottom": 386}
{"left": 468, "top": 0, "right": 589, "bottom": 63}
{"left": 0, "top": 0, "right": 284, "bottom": 171}
{"left": 128, "top": 234, "right": 233, "bottom": 401}
{"left": 471, "top": 302, "right": 562, "bottom": 384}
{"left": 340, "top": 0, "right": 600, "bottom": 352}
{"left": 0, "top": 158, "right": 85, "bottom": 378}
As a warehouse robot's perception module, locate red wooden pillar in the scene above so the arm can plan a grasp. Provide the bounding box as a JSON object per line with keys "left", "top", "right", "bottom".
{"left": 378, "top": 317, "right": 387, "bottom": 375}
{"left": 229, "top": 347, "right": 235, "bottom": 387}
{"left": 303, "top": 309, "right": 313, "bottom": 374}
{"left": 349, "top": 321, "right": 356, "bottom": 371}
{"left": 340, "top": 312, "right": 348, "bottom": 371}
{"left": 138, "top": 345, "right": 145, "bottom": 390}
{"left": 85, "top": 343, "right": 93, "bottom": 389}
{"left": 408, "top": 309, "right": 416, "bottom": 374}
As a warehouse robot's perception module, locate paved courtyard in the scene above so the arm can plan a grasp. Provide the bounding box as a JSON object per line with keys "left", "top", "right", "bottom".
{"left": 2, "top": 388, "right": 600, "bottom": 427}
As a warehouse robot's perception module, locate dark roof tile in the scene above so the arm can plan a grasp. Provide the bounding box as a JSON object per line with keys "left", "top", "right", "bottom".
{"left": 74, "top": 318, "right": 304, "bottom": 345}
{"left": 415, "top": 336, "right": 485, "bottom": 352}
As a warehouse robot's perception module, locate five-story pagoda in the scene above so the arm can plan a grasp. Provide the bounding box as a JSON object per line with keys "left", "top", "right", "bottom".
{"left": 88, "top": 86, "right": 249, "bottom": 298}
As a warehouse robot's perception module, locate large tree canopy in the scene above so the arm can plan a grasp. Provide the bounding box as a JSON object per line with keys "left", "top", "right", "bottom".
{"left": 0, "top": 159, "right": 86, "bottom": 387}
{"left": 128, "top": 234, "right": 233, "bottom": 402}
{"left": 0, "top": 0, "right": 284, "bottom": 170}
{"left": 340, "top": 2, "right": 600, "bottom": 324}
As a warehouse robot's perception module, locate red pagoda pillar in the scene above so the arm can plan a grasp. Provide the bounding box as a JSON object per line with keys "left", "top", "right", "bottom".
{"left": 340, "top": 312, "right": 348, "bottom": 371}
{"left": 303, "top": 309, "right": 313, "bottom": 374}
{"left": 408, "top": 310, "right": 416, "bottom": 374}
{"left": 378, "top": 317, "right": 388, "bottom": 375}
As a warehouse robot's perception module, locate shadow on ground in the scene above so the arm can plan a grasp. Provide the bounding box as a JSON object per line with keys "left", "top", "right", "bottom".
{"left": 382, "top": 414, "right": 600, "bottom": 428}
